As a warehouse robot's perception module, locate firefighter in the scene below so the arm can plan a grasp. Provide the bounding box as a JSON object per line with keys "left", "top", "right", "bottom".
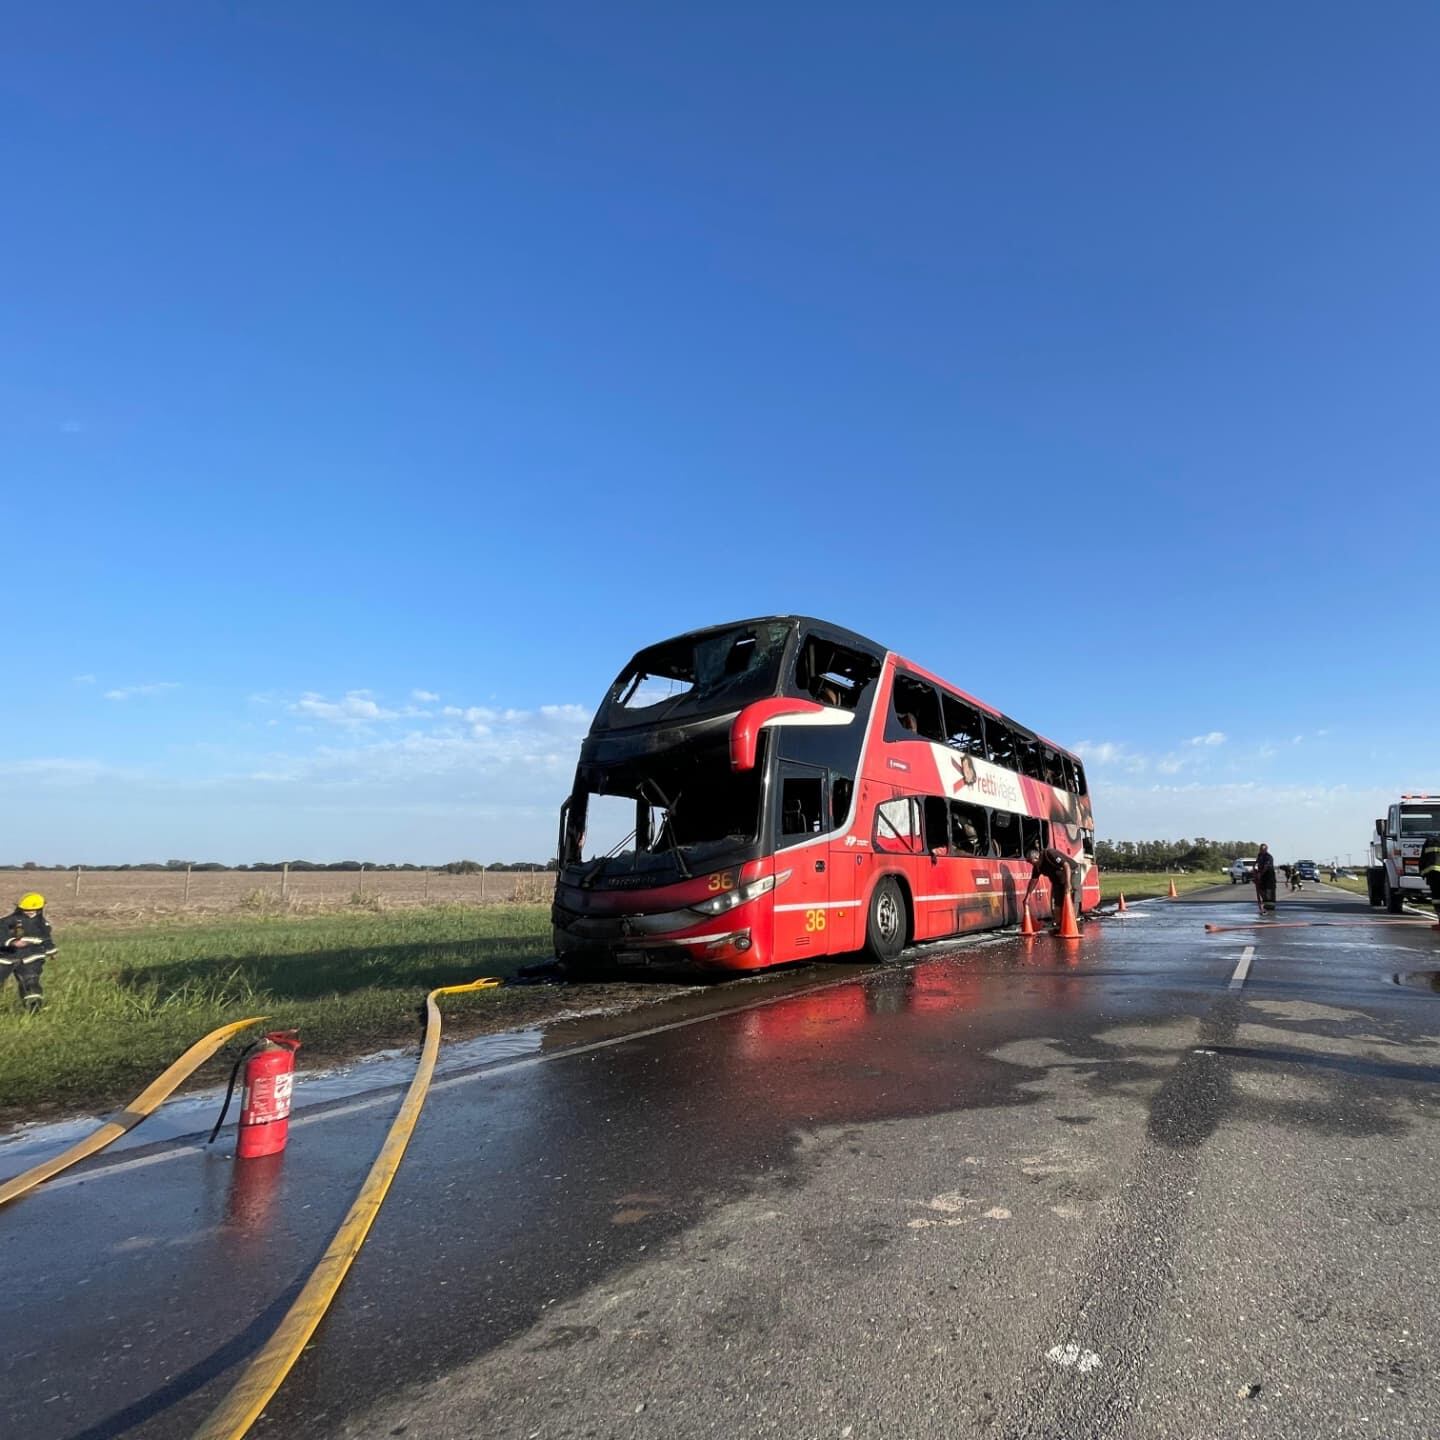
{"left": 1421, "top": 833, "right": 1440, "bottom": 921}
{"left": 2, "top": 892, "right": 56, "bottom": 1010}
{"left": 1025, "top": 842, "right": 1082, "bottom": 931}
{"left": 1253, "top": 844, "right": 1277, "bottom": 913}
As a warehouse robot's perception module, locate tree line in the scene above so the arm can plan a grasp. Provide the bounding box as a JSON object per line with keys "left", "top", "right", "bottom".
{"left": 1094, "top": 839, "right": 1262, "bottom": 872}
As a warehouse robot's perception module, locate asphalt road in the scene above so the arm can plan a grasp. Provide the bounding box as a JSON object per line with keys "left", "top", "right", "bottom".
{"left": 6, "top": 883, "right": 1440, "bottom": 1440}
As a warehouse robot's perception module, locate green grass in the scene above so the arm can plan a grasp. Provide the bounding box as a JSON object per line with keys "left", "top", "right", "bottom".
{"left": 1097, "top": 870, "right": 1228, "bottom": 902}
{"left": 1326, "top": 873, "right": 1369, "bottom": 896}
{"left": 0, "top": 905, "right": 555, "bottom": 1121}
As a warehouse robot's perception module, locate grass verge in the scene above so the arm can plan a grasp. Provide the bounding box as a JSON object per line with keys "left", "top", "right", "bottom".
{"left": 1097, "top": 871, "right": 1228, "bottom": 902}
{"left": 1325, "top": 874, "right": 1369, "bottom": 896}
{"left": 0, "top": 905, "right": 559, "bottom": 1125}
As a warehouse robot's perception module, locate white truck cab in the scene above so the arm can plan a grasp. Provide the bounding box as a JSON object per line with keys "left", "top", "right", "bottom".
{"left": 1228, "top": 857, "right": 1256, "bottom": 885}
{"left": 1368, "top": 795, "right": 1440, "bottom": 911}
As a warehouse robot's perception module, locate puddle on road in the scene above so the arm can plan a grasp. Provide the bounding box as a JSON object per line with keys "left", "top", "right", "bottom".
{"left": 0, "top": 1025, "right": 546, "bottom": 1174}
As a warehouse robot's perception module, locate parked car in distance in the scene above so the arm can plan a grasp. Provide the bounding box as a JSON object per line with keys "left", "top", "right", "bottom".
{"left": 1229, "top": 858, "right": 1257, "bottom": 884}
{"left": 1295, "top": 860, "right": 1319, "bottom": 881}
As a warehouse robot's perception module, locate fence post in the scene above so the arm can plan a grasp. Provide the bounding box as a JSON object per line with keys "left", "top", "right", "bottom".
{"left": 74, "top": 866, "right": 82, "bottom": 897}
{"left": 424, "top": 869, "right": 431, "bottom": 902}
{"left": 184, "top": 864, "right": 192, "bottom": 904}
{"left": 358, "top": 864, "right": 365, "bottom": 896}
{"left": 480, "top": 865, "right": 486, "bottom": 903}
{"left": 281, "top": 862, "right": 289, "bottom": 901}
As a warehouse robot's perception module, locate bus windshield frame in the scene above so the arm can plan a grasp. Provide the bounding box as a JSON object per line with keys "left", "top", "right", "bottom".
{"left": 592, "top": 621, "right": 795, "bottom": 732}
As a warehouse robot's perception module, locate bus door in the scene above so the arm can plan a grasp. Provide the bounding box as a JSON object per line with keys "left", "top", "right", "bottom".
{"left": 772, "top": 761, "right": 833, "bottom": 958}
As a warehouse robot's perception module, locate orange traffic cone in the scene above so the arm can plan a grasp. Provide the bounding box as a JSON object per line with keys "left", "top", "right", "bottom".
{"left": 1116, "top": 892, "right": 1128, "bottom": 913}
{"left": 1019, "top": 902, "right": 1037, "bottom": 936}
{"left": 1167, "top": 877, "right": 1178, "bottom": 899}
{"left": 1055, "top": 890, "right": 1082, "bottom": 939}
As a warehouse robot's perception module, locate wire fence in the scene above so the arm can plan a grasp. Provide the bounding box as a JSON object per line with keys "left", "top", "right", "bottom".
{"left": 0, "top": 867, "right": 557, "bottom": 922}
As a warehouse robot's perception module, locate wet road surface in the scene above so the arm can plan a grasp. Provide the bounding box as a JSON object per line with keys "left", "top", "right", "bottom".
{"left": 6, "top": 883, "right": 1440, "bottom": 1439}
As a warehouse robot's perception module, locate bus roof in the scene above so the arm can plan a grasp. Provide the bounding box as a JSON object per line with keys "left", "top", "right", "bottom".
{"left": 637, "top": 617, "right": 1081, "bottom": 766}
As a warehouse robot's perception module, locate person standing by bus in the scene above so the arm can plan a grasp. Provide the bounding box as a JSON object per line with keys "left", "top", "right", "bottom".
{"left": 1, "top": 892, "right": 56, "bottom": 1010}
{"left": 1253, "top": 844, "right": 1277, "bottom": 914}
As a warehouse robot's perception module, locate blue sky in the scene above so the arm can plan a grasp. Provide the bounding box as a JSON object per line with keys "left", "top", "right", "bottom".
{"left": 6, "top": 2, "right": 1435, "bottom": 865}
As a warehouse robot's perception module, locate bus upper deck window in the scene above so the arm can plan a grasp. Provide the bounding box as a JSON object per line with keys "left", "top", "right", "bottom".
{"left": 892, "top": 673, "right": 943, "bottom": 741}
{"left": 942, "top": 692, "right": 985, "bottom": 755}
{"left": 796, "top": 638, "right": 879, "bottom": 710}
{"left": 987, "top": 722, "right": 1018, "bottom": 770}
{"left": 1041, "top": 748, "right": 1071, "bottom": 789}
{"left": 1017, "top": 738, "right": 1046, "bottom": 781}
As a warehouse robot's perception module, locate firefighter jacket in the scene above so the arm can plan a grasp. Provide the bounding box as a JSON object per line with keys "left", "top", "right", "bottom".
{"left": 1421, "top": 836, "right": 1440, "bottom": 880}
{"left": 2, "top": 908, "right": 55, "bottom": 955}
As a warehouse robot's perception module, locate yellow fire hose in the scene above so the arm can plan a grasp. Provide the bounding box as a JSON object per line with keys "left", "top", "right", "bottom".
{"left": 0, "top": 1015, "right": 267, "bottom": 1210}
{"left": 191, "top": 977, "right": 502, "bottom": 1440}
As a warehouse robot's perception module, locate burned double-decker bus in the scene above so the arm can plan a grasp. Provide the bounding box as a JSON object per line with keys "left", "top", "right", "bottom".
{"left": 553, "top": 616, "right": 1095, "bottom": 973}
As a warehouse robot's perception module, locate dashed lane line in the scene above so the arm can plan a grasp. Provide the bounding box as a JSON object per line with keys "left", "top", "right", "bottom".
{"left": 1229, "top": 945, "right": 1255, "bottom": 991}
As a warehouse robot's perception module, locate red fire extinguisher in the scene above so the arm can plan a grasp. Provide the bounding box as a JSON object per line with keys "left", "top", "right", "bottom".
{"left": 237, "top": 1031, "right": 301, "bottom": 1159}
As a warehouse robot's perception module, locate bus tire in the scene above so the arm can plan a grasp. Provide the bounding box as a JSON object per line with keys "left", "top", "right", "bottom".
{"left": 864, "top": 878, "right": 906, "bottom": 963}
{"left": 1385, "top": 875, "right": 1404, "bottom": 914}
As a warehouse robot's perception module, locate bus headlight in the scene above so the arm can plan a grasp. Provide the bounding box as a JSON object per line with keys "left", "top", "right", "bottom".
{"left": 690, "top": 870, "right": 790, "bottom": 916}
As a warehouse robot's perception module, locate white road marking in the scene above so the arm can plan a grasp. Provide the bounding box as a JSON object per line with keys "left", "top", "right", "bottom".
{"left": 1046, "top": 1343, "right": 1101, "bottom": 1373}
{"left": 1229, "top": 944, "right": 1255, "bottom": 991}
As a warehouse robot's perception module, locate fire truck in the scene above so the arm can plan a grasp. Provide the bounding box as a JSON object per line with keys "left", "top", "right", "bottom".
{"left": 1367, "top": 794, "right": 1440, "bottom": 911}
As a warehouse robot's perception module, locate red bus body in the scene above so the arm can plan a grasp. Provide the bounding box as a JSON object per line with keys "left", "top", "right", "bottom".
{"left": 553, "top": 616, "right": 1096, "bottom": 974}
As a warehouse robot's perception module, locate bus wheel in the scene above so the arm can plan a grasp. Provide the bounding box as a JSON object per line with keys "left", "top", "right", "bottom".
{"left": 865, "top": 878, "right": 906, "bottom": 963}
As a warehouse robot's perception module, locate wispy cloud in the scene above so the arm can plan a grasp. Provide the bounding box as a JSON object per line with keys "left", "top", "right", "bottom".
{"left": 72, "top": 674, "right": 96, "bottom": 685}
{"left": 104, "top": 682, "right": 179, "bottom": 701}
{"left": 1186, "top": 731, "right": 1227, "bottom": 748}
{"left": 291, "top": 690, "right": 399, "bottom": 725}
{"left": 1073, "top": 740, "right": 1148, "bottom": 774}
{"left": 411, "top": 689, "right": 440, "bottom": 703}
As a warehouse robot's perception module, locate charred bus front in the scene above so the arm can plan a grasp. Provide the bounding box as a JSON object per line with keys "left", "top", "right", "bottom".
{"left": 552, "top": 618, "right": 882, "bottom": 972}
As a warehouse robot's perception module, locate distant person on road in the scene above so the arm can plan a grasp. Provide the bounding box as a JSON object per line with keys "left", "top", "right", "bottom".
{"left": 1421, "top": 834, "right": 1440, "bottom": 921}
{"left": 1253, "top": 845, "right": 1277, "bottom": 913}
{"left": 1025, "top": 843, "right": 1082, "bottom": 931}
{"left": 1, "top": 893, "right": 56, "bottom": 1011}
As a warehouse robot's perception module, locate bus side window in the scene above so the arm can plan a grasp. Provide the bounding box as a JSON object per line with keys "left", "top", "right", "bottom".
{"left": 1020, "top": 815, "right": 1046, "bottom": 854}
{"left": 990, "top": 808, "right": 1023, "bottom": 858}
{"left": 923, "top": 795, "right": 950, "bottom": 852}
{"left": 987, "top": 721, "right": 1018, "bottom": 770}
{"left": 1072, "top": 760, "right": 1088, "bottom": 796}
{"left": 948, "top": 798, "right": 988, "bottom": 854}
{"left": 779, "top": 776, "right": 825, "bottom": 842}
{"left": 942, "top": 692, "right": 986, "bottom": 755}
{"left": 891, "top": 673, "right": 944, "bottom": 741}
{"left": 1041, "top": 748, "right": 1068, "bottom": 789}
{"left": 797, "top": 637, "right": 880, "bottom": 710}
{"left": 1017, "top": 737, "right": 1045, "bottom": 781}
{"left": 831, "top": 774, "right": 854, "bottom": 829}
{"left": 874, "top": 796, "right": 921, "bottom": 854}
{"left": 1055, "top": 754, "right": 1077, "bottom": 793}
